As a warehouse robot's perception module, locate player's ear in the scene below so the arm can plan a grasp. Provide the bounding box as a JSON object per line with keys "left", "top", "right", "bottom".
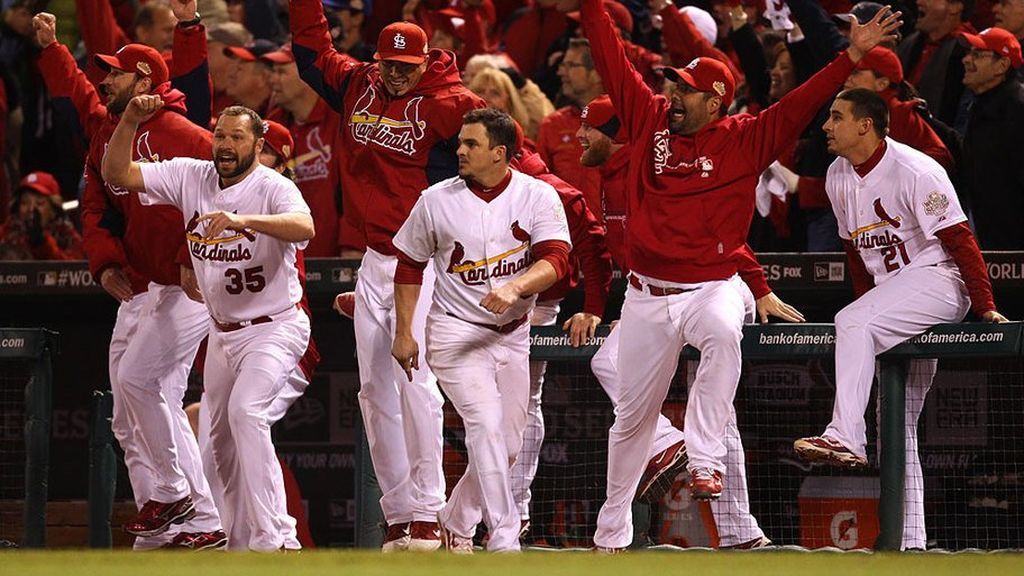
{"left": 254, "top": 137, "right": 265, "bottom": 155}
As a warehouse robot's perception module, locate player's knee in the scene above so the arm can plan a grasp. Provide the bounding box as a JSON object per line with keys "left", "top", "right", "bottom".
{"left": 226, "top": 401, "right": 264, "bottom": 431}
{"left": 835, "top": 305, "right": 870, "bottom": 332}
{"left": 701, "top": 322, "right": 743, "bottom": 355}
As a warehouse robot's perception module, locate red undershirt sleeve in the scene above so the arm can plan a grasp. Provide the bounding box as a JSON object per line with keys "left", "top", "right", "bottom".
{"left": 533, "top": 239, "right": 571, "bottom": 281}
{"left": 395, "top": 250, "right": 428, "bottom": 285}
{"left": 935, "top": 222, "right": 996, "bottom": 316}
{"left": 841, "top": 239, "right": 875, "bottom": 298}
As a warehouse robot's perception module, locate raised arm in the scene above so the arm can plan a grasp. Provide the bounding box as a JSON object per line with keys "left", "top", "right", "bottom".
{"left": 170, "top": 0, "right": 213, "bottom": 128}
{"left": 34, "top": 13, "right": 108, "bottom": 141}
{"left": 102, "top": 96, "right": 163, "bottom": 192}
{"left": 289, "top": 0, "right": 362, "bottom": 112}
{"left": 578, "top": 0, "right": 657, "bottom": 143}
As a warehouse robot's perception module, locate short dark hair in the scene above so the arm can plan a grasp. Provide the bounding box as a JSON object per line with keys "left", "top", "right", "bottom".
{"left": 567, "top": 38, "right": 594, "bottom": 70}
{"left": 836, "top": 88, "right": 889, "bottom": 138}
{"left": 463, "top": 108, "right": 517, "bottom": 162}
{"left": 134, "top": 0, "right": 171, "bottom": 29}
{"left": 217, "top": 106, "right": 266, "bottom": 138}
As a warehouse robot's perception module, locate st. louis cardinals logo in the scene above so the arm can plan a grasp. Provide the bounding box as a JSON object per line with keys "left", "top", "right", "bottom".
{"left": 652, "top": 129, "right": 715, "bottom": 177}
{"left": 104, "top": 131, "right": 160, "bottom": 195}
{"left": 850, "top": 198, "right": 903, "bottom": 249}
{"left": 393, "top": 33, "right": 406, "bottom": 49}
{"left": 293, "top": 127, "right": 332, "bottom": 183}
{"left": 349, "top": 85, "right": 426, "bottom": 156}
{"left": 446, "top": 221, "right": 533, "bottom": 286}
{"left": 185, "top": 210, "right": 255, "bottom": 262}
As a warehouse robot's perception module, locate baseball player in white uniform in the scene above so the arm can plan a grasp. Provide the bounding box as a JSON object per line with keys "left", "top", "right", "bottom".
{"left": 103, "top": 98, "right": 315, "bottom": 552}
{"left": 795, "top": 88, "right": 1007, "bottom": 550}
{"left": 391, "top": 109, "right": 571, "bottom": 553}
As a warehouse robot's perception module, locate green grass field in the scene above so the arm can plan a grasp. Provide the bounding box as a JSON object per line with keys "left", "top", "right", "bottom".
{"left": 4, "top": 549, "right": 1024, "bottom": 576}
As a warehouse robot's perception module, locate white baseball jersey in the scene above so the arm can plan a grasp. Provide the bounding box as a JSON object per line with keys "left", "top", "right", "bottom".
{"left": 826, "top": 138, "right": 966, "bottom": 284}
{"left": 137, "top": 158, "right": 311, "bottom": 323}
{"left": 393, "top": 169, "right": 571, "bottom": 326}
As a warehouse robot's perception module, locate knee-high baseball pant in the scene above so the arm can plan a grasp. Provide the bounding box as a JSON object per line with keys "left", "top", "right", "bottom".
{"left": 204, "top": 307, "right": 310, "bottom": 551}
{"left": 825, "top": 265, "right": 968, "bottom": 550}
{"left": 594, "top": 274, "right": 748, "bottom": 549}
{"left": 354, "top": 248, "right": 446, "bottom": 525}
{"left": 109, "top": 284, "right": 221, "bottom": 548}
{"left": 428, "top": 311, "right": 531, "bottom": 552}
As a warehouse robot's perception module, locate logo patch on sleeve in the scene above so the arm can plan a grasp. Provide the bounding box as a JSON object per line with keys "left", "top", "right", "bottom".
{"left": 923, "top": 191, "right": 949, "bottom": 217}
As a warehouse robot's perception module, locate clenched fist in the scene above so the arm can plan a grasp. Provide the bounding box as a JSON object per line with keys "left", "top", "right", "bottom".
{"left": 123, "top": 95, "right": 165, "bottom": 124}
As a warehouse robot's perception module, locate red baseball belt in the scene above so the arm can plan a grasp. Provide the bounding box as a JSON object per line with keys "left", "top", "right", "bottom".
{"left": 628, "top": 274, "right": 697, "bottom": 297}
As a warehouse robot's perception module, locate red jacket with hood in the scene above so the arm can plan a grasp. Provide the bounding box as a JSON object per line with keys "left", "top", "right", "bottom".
{"left": 39, "top": 42, "right": 212, "bottom": 294}
{"left": 290, "top": 0, "right": 486, "bottom": 256}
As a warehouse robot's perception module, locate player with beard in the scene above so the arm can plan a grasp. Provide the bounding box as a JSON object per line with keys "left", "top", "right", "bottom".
{"left": 103, "top": 102, "right": 316, "bottom": 552}
{"left": 573, "top": 0, "right": 900, "bottom": 552}
{"left": 577, "top": 96, "right": 799, "bottom": 548}
{"left": 34, "top": 13, "right": 224, "bottom": 549}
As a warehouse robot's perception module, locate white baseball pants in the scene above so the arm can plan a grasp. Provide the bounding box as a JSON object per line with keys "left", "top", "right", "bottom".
{"left": 593, "top": 275, "right": 749, "bottom": 549}
{"left": 510, "top": 300, "right": 560, "bottom": 521}
{"left": 824, "top": 265, "right": 968, "bottom": 550}
{"left": 428, "top": 312, "right": 531, "bottom": 552}
{"left": 592, "top": 281, "right": 765, "bottom": 547}
{"left": 354, "top": 248, "right": 445, "bottom": 525}
{"left": 199, "top": 367, "right": 309, "bottom": 550}
{"left": 108, "top": 284, "right": 221, "bottom": 548}
{"left": 203, "top": 307, "right": 310, "bottom": 551}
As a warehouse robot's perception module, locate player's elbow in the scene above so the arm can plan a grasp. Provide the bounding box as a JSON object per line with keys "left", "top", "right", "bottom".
{"left": 296, "top": 214, "right": 315, "bottom": 241}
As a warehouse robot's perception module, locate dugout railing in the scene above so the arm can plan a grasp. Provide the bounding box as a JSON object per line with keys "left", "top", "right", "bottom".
{"left": 0, "top": 328, "right": 57, "bottom": 548}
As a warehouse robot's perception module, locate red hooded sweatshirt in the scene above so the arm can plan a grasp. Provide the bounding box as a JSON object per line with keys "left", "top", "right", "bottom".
{"left": 581, "top": 0, "right": 855, "bottom": 284}
{"left": 513, "top": 145, "right": 613, "bottom": 317}
{"left": 290, "top": 0, "right": 486, "bottom": 256}
{"left": 39, "top": 42, "right": 212, "bottom": 294}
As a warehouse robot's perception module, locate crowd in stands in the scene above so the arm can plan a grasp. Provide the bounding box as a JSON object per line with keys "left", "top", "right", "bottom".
{"left": 0, "top": 0, "right": 1021, "bottom": 261}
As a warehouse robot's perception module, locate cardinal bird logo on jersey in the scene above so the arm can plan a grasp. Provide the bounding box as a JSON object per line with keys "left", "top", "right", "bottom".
{"left": 185, "top": 210, "right": 256, "bottom": 262}
{"left": 873, "top": 198, "right": 902, "bottom": 229}
{"left": 349, "top": 86, "right": 426, "bottom": 156}
{"left": 447, "top": 221, "right": 533, "bottom": 286}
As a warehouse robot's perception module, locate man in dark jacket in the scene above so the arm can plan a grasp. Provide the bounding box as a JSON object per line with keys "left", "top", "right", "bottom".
{"left": 960, "top": 27, "right": 1024, "bottom": 249}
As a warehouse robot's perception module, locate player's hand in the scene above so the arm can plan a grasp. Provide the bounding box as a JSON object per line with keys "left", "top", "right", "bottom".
{"left": 982, "top": 310, "right": 1009, "bottom": 323}
{"left": 100, "top": 267, "right": 133, "bottom": 303}
{"left": 197, "top": 211, "right": 249, "bottom": 240}
{"left": 480, "top": 282, "right": 521, "bottom": 315}
{"left": 847, "top": 5, "right": 902, "bottom": 62}
{"left": 755, "top": 292, "right": 805, "bottom": 324}
{"left": 729, "top": 4, "right": 749, "bottom": 30}
{"left": 32, "top": 12, "right": 57, "bottom": 48}
{"left": 180, "top": 266, "right": 204, "bottom": 303}
{"left": 391, "top": 333, "right": 420, "bottom": 382}
{"left": 562, "top": 312, "right": 601, "bottom": 348}
{"left": 123, "top": 95, "right": 165, "bottom": 125}
{"left": 169, "top": 0, "right": 198, "bottom": 21}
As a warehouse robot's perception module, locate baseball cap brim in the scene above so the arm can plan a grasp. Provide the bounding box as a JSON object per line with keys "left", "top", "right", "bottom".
{"left": 958, "top": 32, "right": 989, "bottom": 51}
{"left": 660, "top": 66, "right": 700, "bottom": 92}
{"left": 260, "top": 50, "right": 295, "bottom": 64}
{"left": 373, "top": 52, "right": 427, "bottom": 64}
{"left": 224, "top": 46, "right": 257, "bottom": 61}
{"left": 94, "top": 53, "right": 127, "bottom": 74}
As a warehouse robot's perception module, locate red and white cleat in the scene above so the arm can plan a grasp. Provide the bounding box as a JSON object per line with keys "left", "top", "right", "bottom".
{"left": 635, "top": 439, "right": 688, "bottom": 503}
{"left": 408, "top": 520, "right": 443, "bottom": 552}
{"left": 124, "top": 496, "right": 196, "bottom": 537}
{"left": 160, "top": 529, "right": 228, "bottom": 550}
{"left": 381, "top": 522, "right": 411, "bottom": 553}
{"left": 333, "top": 292, "right": 355, "bottom": 319}
{"left": 688, "top": 468, "right": 723, "bottom": 501}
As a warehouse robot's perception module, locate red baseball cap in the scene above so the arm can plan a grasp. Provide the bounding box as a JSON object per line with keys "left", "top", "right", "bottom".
{"left": 661, "top": 57, "right": 736, "bottom": 108}
{"left": 960, "top": 27, "right": 1023, "bottom": 69}
{"left": 17, "top": 171, "right": 61, "bottom": 199}
{"left": 567, "top": 0, "right": 634, "bottom": 34}
{"left": 262, "top": 120, "right": 294, "bottom": 162}
{"left": 374, "top": 22, "right": 429, "bottom": 64}
{"left": 259, "top": 44, "right": 295, "bottom": 65}
{"left": 855, "top": 47, "right": 904, "bottom": 83}
{"left": 94, "top": 44, "right": 169, "bottom": 88}
{"left": 581, "top": 95, "right": 626, "bottom": 143}
{"left": 224, "top": 39, "right": 280, "bottom": 62}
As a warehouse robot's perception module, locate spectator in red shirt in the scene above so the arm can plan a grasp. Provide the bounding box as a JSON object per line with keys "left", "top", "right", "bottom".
{"left": 0, "top": 171, "right": 84, "bottom": 260}
{"left": 222, "top": 39, "right": 276, "bottom": 116}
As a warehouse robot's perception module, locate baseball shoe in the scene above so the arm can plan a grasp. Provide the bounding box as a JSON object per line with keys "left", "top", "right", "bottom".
{"left": 688, "top": 468, "right": 723, "bottom": 501}
{"left": 381, "top": 522, "right": 411, "bottom": 553}
{"left": 160, "top": 529, "right": 228, "bottom": 551}
{"left": 519, "top": 519, "right": 530, "bottom": 540}
{"left": 333, "top": 292, "right": 355, "bottom": 319}
{"left": 124, "top": 496, "right": 196, "bottom": 537}
{"left": 635, "top": 439, "right": 688, "bottom": 503}
{"left": 793, "top": 435, "right": 867, "bottom": 468}
{"left": 408, "top": 520, "right": 443, "bottom": 552}
{"left": 438, "top": 518, "right": 473, "bottom": 554}
{"left": 721, "top": 536, "right": 773, "bottom": 550}
{"left": 593, "top": 546, "right": 626, "bottom": 554}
